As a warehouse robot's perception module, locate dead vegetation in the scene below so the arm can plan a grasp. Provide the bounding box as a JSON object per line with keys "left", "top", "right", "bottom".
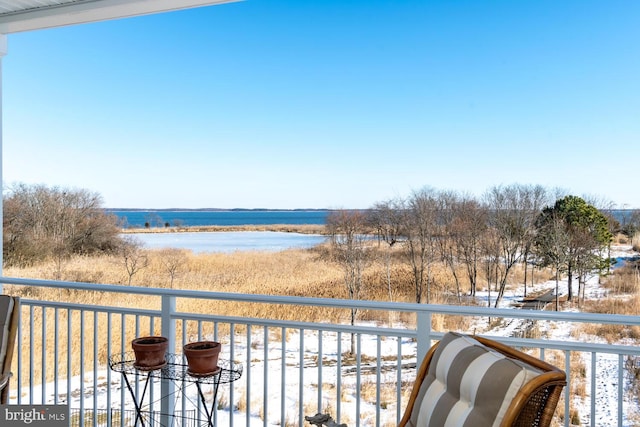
{"left": 576, "top": 262, "right": 640, "bottom": 342}
{"left": 3, "top": 239, "right": 639, "bottom": 423}
{"left": 5, "top": 236, "right": 560, "bottom": 334}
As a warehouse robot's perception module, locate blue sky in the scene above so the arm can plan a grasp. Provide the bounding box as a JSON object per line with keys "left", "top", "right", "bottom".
{"left": 3, "top": 0, "right": 639, "bottom": 209}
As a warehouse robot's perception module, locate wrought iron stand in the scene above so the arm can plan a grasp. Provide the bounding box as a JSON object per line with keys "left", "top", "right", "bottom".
{"left": 109, "top": 352, "right": 242, "bottom": 427}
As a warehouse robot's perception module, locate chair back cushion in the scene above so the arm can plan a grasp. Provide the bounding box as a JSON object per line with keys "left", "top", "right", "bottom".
{"left": 407, "top": 332, "right": 542, "bottom": 427}
{"left": 0, "top": 296, "right": 16, "bottom": 370}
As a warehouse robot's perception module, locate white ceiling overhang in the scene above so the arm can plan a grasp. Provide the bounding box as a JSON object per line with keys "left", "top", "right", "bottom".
{"left": 0, "top": 0, "right": 236, "bottom": 34}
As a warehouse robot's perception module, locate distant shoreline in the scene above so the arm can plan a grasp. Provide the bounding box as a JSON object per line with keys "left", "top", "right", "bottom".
{"left": 121, "top": 223, "right": 328, "bottom": 235}
{"left": 109, "top": 209, "right": 331, "bottom": 229}
{"left": 107, "top": 208, "right": 335, "bottom": 212}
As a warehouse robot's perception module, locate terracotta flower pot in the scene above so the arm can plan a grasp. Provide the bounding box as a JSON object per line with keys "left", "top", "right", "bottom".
{"left": 183, "top": 341, "right": 221, "bottom": 376}
{"left": 131, "top": 336, "right": 169, "bottom": 370}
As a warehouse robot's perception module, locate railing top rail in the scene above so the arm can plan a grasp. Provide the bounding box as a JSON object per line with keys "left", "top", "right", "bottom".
{"left": 177, "top": 313, "right": 640, "bottom": 355}
{"left": 19, "top": 298, "right": 159, "bottom": 317}
{"left": 18, "top": 296, "right": 640, "bottom": 357}
{"left": 4, "top": 275, "right": 639, "bottom": 326}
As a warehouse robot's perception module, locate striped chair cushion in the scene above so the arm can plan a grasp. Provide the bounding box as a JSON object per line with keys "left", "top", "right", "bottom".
{"left": 408, "top": 332, "right": 542, "bottom": 427}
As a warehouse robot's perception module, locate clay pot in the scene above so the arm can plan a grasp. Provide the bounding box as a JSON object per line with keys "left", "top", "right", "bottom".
{"left": 131, "top": 336, "right": 169, "bottom": 370}
{"left": 183, "top": 341, "right": 221, "bottom": 376}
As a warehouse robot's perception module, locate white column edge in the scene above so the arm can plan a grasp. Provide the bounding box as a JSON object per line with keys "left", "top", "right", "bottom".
{"left": 0, "top": 33, "right": 7, "bottom": 287}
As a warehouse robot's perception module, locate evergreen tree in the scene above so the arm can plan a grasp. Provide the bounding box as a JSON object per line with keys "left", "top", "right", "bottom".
{"left": 534, "top": 196, "right": 612, "bottom": 304}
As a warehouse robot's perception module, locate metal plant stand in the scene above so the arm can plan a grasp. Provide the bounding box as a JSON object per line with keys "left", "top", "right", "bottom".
{"left": 109, "top": 352, "right": 242, "bottom": 427}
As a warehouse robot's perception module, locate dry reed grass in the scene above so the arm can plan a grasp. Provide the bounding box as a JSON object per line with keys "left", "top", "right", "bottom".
{"left": 575, "top": 263, "right": 640, "bottom": 343}
{"left": 4, "top": 244, "right": 497, "bottom": 327}
{"left": 602, "top": 263, "right": 640, "bottom": 296}
{"left": 0, "top": 241, "right": 578, "bottom": 389}
{"left": 1, "top": 242, "right": 476, "bottom": 396}
{"left": 4, "top": 238, "right": 637, "bottom": 421}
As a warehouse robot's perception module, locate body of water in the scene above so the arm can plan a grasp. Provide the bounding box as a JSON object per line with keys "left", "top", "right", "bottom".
{"left": 109, "top": 209, "right": 329, "bottom": 228}
{"left": 128, "top": 231, "right": 326, "bottom": 254}
{"left": 112, "top": 210, "right": 329, "bottom": 253}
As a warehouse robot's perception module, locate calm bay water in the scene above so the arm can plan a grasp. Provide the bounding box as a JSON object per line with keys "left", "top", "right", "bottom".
{"left": 128, "top": 231, "right": 327, "bottom": 254}
{"left": 109, "top": 209, "right": 329, "bottom": 228}
{"left": 111, "top": 210, "right": 329, "bottom": 253}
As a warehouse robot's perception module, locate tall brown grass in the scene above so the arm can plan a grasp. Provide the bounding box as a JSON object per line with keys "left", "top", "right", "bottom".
{"left": 4, "top": 243, "right": 493, "bottom": 329}
{"left": 0, "top": 244, "right": 484, "bottom": 389}
{"left": 576, "top": 263, "right": 640, "bottom": 342}
{"left": 3, "top": 241, "right": 637, "bottom": 399}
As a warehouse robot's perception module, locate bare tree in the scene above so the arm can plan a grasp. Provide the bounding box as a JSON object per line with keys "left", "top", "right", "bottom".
{"left": 481, "top": 227, "right": 502, "bottom": 307}
{"left": 144, "top": 213, "right": 164, "bottom": 228}
{"left": 118, "top": 237, "right": 149, "bottom": 286}
{"left": 519, "top": 185, "right": 550, "bottom": 297}
{"left": 368, "top": 198, "right": 404, "bottom": 302}
{"left": 534, "top": 209, "right": 571, "bottom": 311}
{"left": 326, "top": 209, "right": 372, "bottom": 354}
{"left": 432, "top": 191, "right": 459, "bottom": 302}
{"left": 51, "top": 237, "right": 70, "bottom": 280}
{"left": 402, "top": 188, "right": 439, "bottom": 304}
{"left": 158, "top": 248, "right": 188, "bottom": 288}
{"left": 439, "top": 192, "right": 488, "bottom": 298}
{"left": 585, "top": 196, "right": 619, "bottom": 276}
{"left": 484, "top": 184, "right": 535, "bottom": 307}
{"left": 627, "top": 210, "right": 640, "bottom": 247}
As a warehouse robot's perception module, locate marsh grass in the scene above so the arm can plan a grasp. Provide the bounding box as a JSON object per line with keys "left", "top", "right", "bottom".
{"left": 358, "top": 380, "right": 410, "bottom": 413}
{"left": 4, "top": 240, "right": 638, "bottom": 422}
{"left": 602, "top": 263, "right": 640, "bottom": 296}
{"left": 0, "top": 241, "right": 572, "bottom": 390}
{"left": 0, "top": 247, "right": 376, "bottom": 388}
{"left": 575, "top": 263, "right": 640, "bottom": 343}
{"left": 5, "top": 244, "right": 491, "bottom": 329}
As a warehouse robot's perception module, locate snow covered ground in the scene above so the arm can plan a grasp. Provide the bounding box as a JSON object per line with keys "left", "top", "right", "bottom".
{"left": 472, "top": 245, "right": 640, "bottom": 427}
{"left": 12, "top": 246, "right": 640, "bottom": 426}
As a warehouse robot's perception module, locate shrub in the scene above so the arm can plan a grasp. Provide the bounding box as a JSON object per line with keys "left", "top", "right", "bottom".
{"left": 3, "top": 183, "right": 123, "bottom": 266}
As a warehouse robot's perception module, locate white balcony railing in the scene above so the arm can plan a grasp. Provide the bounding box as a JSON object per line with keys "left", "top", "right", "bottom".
{"left": 2, "top": 276, "right": 640, "bottom": 427}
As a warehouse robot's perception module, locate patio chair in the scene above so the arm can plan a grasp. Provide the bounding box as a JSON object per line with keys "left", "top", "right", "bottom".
{"left": 0, "top": 295, "right": 19, "bottom": 404}
{"left": 399, "top": 332, "right": 566, "bottom": 427}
